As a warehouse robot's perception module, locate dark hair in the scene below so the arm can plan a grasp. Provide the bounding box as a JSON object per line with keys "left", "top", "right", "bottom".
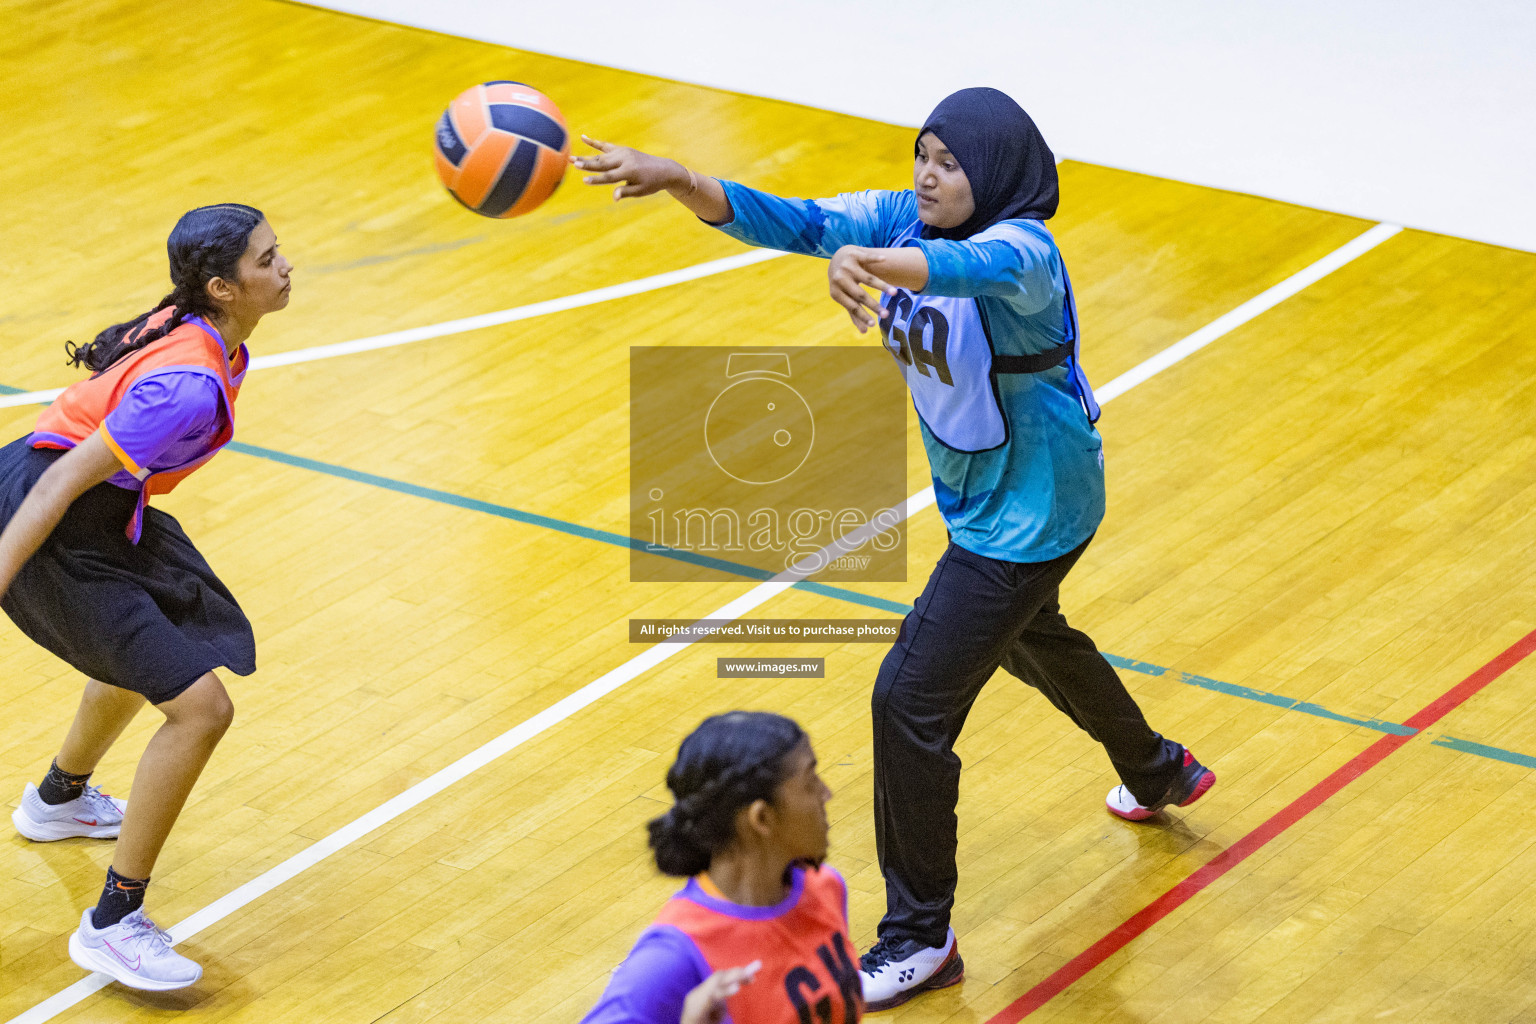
{"left": 647, "top": 711, "right": 808, "bottom": 877}
{"left": 65, "top": 203, "right": 265, "bottom": 373}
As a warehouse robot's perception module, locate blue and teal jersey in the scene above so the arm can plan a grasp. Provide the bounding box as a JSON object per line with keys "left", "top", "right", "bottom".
{"left": 712, "top": 181, "right": 1105, "bottom": 563}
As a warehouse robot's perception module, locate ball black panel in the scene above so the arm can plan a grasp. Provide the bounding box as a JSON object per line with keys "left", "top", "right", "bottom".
{"left": 477, "top": 139, "right": 538, "bottom": 217}
{"left": 488, "top": 103, "right": 568, "bottom": 153}
{"left": 435, "top": 111, "right": 468, "bottom": 167}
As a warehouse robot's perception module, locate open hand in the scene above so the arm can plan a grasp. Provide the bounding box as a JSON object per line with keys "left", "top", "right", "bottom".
{"left": 572, "top": 135, "right": 687, "bottom": 201}
{"left": 829, "top": 246, "right": 897, "bottom": 333}
{"left": 680, "top": 961, "right": 762, "bottom": 1024}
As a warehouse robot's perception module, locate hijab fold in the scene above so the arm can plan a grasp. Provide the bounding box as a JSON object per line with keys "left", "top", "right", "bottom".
{"left": 918, "top": 88, "right": 1057, "bottom": 240}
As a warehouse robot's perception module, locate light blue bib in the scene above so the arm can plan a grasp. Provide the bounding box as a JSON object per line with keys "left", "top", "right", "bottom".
{"left": 882, "top": 288, "right": 1009, "bottom": 452}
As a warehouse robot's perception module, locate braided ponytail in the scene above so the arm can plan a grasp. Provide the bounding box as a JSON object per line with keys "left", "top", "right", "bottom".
{"left": 647, "top": 711, "right": 807, "bottom": 876}
{"left": 65, "top": 203, "right": 264, "bottom": 373}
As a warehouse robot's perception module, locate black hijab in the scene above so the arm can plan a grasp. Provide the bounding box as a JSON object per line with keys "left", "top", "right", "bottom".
{"left": 917, "top": 87, "right": 1058, "bottom": 240}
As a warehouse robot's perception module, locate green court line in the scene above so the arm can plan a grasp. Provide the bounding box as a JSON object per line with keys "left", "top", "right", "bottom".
{"left": 227, "top": 441, "right": 911, "bottom": 616}
{"left": 3, "top": 400, "right": 1529, "bottom": 772}
{"left": 1431, "top": 735, "right": 1536, "bottom": 769}
{"left": 1104, "top": 654, "right": 1418, "bottom": 736}
{"left": 227, "top": 441, "right": 1531, "bottom": 770}
{"left": 229, "top": 441, "right": 1536, "bottom": 770}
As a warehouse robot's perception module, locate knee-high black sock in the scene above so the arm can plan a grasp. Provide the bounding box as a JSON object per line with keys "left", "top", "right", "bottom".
{"left": 92, "top": 868, "right": 149, "bottom": 929}
{"left": 37, "top": 759, "right": 92, "bottom": 805}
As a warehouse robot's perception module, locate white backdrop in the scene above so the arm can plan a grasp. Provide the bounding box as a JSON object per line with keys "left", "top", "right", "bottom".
{"left": 308, "top": 0, "right": 1536, "bottom": 252}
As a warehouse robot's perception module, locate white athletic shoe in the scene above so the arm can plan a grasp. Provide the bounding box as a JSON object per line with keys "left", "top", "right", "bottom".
{"left": 859, "top": 927, "right": 964, "bottom": 1011}
{"left": 68, "top": 908, "right": 202, "bottom": 990}
{"left": 12, "top": 782, "right": 126, "bottom": 841}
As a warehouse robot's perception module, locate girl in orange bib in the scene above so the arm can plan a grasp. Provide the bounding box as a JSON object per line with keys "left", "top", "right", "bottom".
{"left": 0, "top": 203, "right": 290, "bottom": 991}
{"left": 584, "top": 712, "right": 862, "bottom": 1024}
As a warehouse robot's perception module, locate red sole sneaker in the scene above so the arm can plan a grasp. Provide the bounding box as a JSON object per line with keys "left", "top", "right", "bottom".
{"left": 1168, "top": 749, "right": 1216, "bottom": 807}
{"left": 1106, "top": 750, "right": 1216, "bottom": 820}
{"left": 1179, "top": 766, "right": 1217, "bottom": 807}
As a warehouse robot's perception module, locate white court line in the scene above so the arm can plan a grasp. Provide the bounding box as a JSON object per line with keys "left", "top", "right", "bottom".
{"left": 0, "top": 249, "right": 788, "bottom": 410}
{"left": 1094, "top": 222, "right": 1402, "bottom": 402}
{"left": 5, "top": 221, "right": 1400, "bottom": 1024}
{"left": 7, "top": 493, "right": 932, "bottom": 1024}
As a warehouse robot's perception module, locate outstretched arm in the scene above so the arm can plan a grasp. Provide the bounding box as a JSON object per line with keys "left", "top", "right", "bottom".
{"left": 0, "top": 432, "right": 124, "bottom": 600}
{"left": 574, "top": 136, "right": 929, "bottom": 332}
{"left": 573, "top": 135, "right": 734, "bottom": 224}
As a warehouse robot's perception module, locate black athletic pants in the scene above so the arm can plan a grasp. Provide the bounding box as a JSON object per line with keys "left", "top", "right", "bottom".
{"left": 871, "top": 534, "right": 1183, "bottom": 947}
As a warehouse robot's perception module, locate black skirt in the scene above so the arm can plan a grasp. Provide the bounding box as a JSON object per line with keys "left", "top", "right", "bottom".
{"left": 0, "top": 436, "right": 255, "bottom": 704}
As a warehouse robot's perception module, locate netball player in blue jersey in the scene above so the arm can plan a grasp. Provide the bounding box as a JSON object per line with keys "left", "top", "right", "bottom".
{"left": 576, "top": 87, "right": 1215, "bottom": 1010}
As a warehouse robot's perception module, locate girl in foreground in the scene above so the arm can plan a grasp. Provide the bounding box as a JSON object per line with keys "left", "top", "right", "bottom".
{"left": 576, "top": 88, "right": 1215, "bottom": 1010}
{"left": 583, "top": 712, "right": 861, "bottom": 1024}
{"left": 2, "top": 203, "right": 290, "bottom": 990}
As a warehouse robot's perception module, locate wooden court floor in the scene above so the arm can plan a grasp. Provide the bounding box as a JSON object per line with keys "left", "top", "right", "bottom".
{"left": 3, "top": 1, "right": 1536, "bottom": 1022}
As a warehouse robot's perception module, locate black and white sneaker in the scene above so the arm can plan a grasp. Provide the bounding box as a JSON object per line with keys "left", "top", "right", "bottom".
{"left": 859, "top": 927, "right": 964, "bottom": 1011}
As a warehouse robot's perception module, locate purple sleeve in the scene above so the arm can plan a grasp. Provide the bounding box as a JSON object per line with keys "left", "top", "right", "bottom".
{"left": 581, "top": 925, "right": 710, "bottom": 1024}
{"left": 99, "top": 373, "right": 222, "bottom": 475}
{"left": 826, "top": 865, "right": 850, "bottom": 926}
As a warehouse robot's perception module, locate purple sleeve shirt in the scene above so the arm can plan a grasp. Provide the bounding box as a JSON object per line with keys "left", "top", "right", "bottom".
{"left": 98, "top": 372, "right": 224, "bottom": 490}
{"left": 581, "top": 924, "right": 709, "bottom": 1024}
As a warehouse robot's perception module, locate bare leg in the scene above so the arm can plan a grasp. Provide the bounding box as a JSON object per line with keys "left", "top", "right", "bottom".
{"left": 111, "top": 672, "right": 233, "bottom": 879}
{"left": 54, "top": 680, "right": 147, "bottom": 776}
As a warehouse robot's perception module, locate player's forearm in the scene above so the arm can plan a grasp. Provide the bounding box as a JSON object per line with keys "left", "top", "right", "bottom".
{"left": 664, "top": 162, "right": 733, "bottom": 224}
{"left": 0, "top": 434, "right": 125, "bottom": 599}
{"left": 863, "top": 247, "right": 930, "bottom": 292}
{"left": 0, "top": 469, "right": 76, "bottom": 599}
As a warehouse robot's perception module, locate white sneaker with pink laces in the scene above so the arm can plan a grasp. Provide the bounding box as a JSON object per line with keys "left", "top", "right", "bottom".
{"left": 68, "top": 908, "right": 202, "bottom": 990}
{"left": 12, "top": 782, "right": 126, "bottom": 840}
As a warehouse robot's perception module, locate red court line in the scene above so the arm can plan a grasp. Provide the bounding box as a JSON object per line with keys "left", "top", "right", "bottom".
{"left": 986, "top": 625, "right": 1536, "bottom": 1024}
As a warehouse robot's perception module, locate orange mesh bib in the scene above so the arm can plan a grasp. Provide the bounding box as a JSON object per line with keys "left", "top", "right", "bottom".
{"left": 653, "top": 867, "right": 863, "bottom": 1024}
{"left": 32, "top": 309, "right": 246, "bottom": 541}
